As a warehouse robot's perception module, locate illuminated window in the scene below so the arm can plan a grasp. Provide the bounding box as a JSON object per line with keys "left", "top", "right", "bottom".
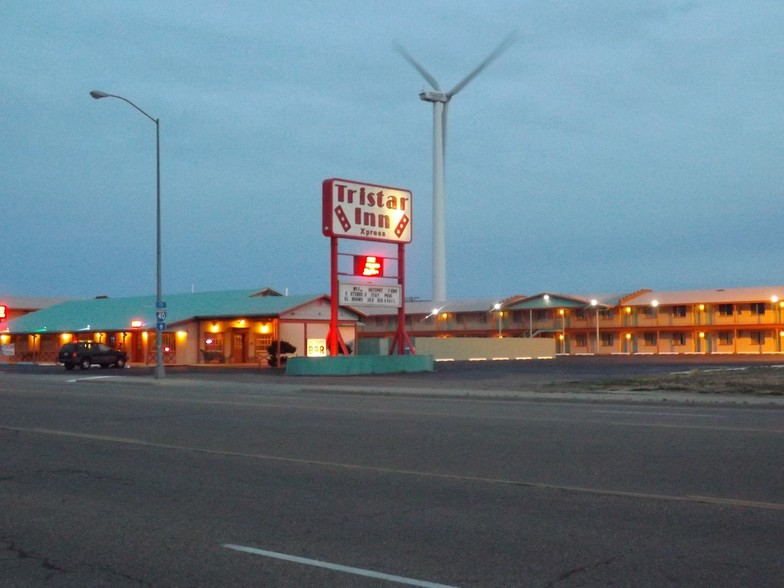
{"left": 163, "top": 332, "right": 175, "bottom": 353}
{"left": 255, "top": 334, "right": 273, "bottom": 359}
{"left": 205, "top": 333, "right": 224, "bottom": 352}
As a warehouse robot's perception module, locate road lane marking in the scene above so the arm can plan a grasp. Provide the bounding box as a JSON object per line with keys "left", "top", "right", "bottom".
{"left": 222, "top": 544, "right": 457, "bottom": 587}
{"left": 66, "top": 375, "right": 119, "bottom": 383}
{"left": 3, "top": 424, "right": 783, "bottom": 512}
{"left": 592, "top": 410, "right": 723, "bottom": 418}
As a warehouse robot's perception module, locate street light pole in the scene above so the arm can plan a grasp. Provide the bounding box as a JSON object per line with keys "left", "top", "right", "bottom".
{"left": 90, "top": 90, "right": 165, "bottom": 379}
{"left": 559, "top": 309, "right": 565, "bottom": 354}
{"left": 591, "top": 299, "right": 600, "bottom": 355}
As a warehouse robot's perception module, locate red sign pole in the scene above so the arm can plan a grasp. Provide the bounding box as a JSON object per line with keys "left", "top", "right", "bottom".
{"left": 327, "top": 236, "right": 348, "bottom": 356}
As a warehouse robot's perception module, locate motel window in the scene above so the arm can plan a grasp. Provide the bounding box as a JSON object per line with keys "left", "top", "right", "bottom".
{"left": 750, "top": 331, "right": 765, "bottom": 345}
{"left": 718, "top": 331, "right": 733, "bottom": 345}
{"left": 600, "top": 333, "right": 614, "bottom": 347}
{"left": 205, "top": 332, "right": 224, "bottom": 351}
{"left": 41, "top": 335, "right": 59, "bottom": 353}
{"left": 672, "top": 306, "right": 687, "bottom": 318}
{"left": 163, "top": 333, "right": 175, "bottom": 351}
{"left": 719, "top": 304, "right": 734, "bottom": 316}
{"left": 575, "top": 334, "right": 587, "bottom": 347}
{"left": 534, "top": 310, "right": 548, "bottom": 321}
{"left": 456, "top": 314, "right": 465, "bottom": 325}
{"left": 479, "top": 314, "right": 488, "bottom": 324}
{"left": 255, "top": 334, "right": 273, "bottom": 358}
{"left": 374, "top": 316, "right": 386, "bottom": 326}
{"left": 643, "top": 307, "right": 656, "bottom": 318}
{"left": 672, "top": 332, "right": 686, "bottom": 346}
{"left": 574, "top": 309, "right": 586, "bottom": 320}
{"left": 643, "top": 333, "right": 657, "bottom": 346}
{"left": 750, "top": 303, "right": 766, "bottom": 315}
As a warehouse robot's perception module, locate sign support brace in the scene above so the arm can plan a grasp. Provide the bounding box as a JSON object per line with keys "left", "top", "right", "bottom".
{"left": 327, "top": 236, "right": 349, "bottom": 356}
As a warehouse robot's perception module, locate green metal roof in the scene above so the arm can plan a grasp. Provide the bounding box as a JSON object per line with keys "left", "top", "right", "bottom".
{"left": 508, "top": 293, "right": 589, "bottom": 310}
{"left": 508, "top": 292, "right": 632, "bottom": 310}
{"left": 3, "top": 289, "right": 332, "bottom": 334}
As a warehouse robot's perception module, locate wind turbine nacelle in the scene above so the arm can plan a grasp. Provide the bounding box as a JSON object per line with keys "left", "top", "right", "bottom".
{"left": 419, "top": 90, "right": 449, "bottom": 103}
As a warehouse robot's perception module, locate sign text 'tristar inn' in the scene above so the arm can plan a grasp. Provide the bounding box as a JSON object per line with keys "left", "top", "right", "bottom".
{"left": 322, "top": 178, "right": 412, "bottom": 244}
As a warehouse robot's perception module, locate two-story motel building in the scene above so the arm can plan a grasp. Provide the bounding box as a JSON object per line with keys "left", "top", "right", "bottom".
{"left": 359, "top": 286, "right": 784, "bottom": 356}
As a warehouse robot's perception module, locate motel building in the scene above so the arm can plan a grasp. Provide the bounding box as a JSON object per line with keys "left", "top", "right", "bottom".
{"left": 0, "top": 289, "right": 360, "bottom": 366}
{"left": 3, "top": 284, "right": 784, "bottom": 365}
{"left": 358, "top": 286, "right": 784, "bottom": 356}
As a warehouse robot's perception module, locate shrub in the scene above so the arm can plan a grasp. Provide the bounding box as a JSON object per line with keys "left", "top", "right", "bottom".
{"left": 267, "top": 340, "right": 296, "bottom": 367}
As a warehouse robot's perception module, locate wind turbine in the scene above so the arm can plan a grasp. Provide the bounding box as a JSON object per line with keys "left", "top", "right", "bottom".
{"left": 396, "top": 34, "right": 517, "bottom": 304}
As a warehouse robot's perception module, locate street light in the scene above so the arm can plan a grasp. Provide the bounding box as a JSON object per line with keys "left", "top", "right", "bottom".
{"left": 493, "top": 303, "right": 503, "bottom": 337}
{"left": 591, "top": 299, "right": 600, "bottom": 354}
{"left": 90, "top": 90, "right": 165, "bottom": 379}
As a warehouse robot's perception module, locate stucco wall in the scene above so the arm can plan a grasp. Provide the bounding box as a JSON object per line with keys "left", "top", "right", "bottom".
{"left": 413, "top": 337, "right": 555, "bottom": 361}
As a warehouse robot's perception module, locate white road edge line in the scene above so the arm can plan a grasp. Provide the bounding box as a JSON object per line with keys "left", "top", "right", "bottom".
{"left": 592, "top": 410, "right": 723, "bottom": 418}
{"left": 222, "top": 544, "right": 458, "bottom": 588}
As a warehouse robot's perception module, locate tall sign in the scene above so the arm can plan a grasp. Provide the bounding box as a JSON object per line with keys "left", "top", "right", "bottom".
{"left": 323, "top": 178, "right": 414, "bottom": 356}
{"left": 323, "top": 179, "right": 412, "bottom": 244}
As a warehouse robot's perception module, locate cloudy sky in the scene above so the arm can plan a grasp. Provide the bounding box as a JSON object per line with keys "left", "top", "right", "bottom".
{"left": 2, "top": 1, "right": 783, "bottom": 302}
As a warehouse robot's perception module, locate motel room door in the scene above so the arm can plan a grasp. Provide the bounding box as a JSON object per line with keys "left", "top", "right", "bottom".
{"left": 231, "top": 331, "right": 247, "bottom": 363}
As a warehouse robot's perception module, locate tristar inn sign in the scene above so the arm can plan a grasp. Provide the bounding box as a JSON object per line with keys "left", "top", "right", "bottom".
{"left": 322, "top": 178, "right": 412, "bottom": 244}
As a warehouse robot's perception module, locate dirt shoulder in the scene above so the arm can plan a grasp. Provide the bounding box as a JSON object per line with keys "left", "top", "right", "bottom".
{"left": 543, "top": 365, "right": 784, "bottom": 397}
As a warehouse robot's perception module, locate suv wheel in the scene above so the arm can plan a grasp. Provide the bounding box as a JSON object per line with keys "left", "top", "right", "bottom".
{"left": 115, "top": 357, "right": 127, "bottom": 369}
{"left": 79, "top": 358, "right": 91, "bottom": 370}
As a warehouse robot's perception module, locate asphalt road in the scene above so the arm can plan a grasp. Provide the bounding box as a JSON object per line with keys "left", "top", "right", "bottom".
{"left": 1, "top": 363, "right": 782, "bottom": 586}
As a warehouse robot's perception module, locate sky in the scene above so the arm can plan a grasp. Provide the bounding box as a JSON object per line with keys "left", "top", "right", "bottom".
{"left": 2, "top": 1, "right": 783, "bottom": 302}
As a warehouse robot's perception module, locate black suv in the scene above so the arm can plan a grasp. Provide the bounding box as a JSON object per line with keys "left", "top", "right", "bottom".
{"left": 57, "top": 341, "right": 128, "bottom": 370}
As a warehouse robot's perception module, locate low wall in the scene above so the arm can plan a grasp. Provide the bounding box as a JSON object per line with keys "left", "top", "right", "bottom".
{"left": 413, "top": 337, "right": 555, "bottom": 361}
{"left": 286, "top": 354, "right": 434, "bottom": 376}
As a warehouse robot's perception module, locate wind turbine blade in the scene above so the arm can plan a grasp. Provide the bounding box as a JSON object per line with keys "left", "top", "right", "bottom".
{"left": 447, "top": 31, "right": 518, "bottom": 97}
{"left": 393, "top": 42, "right": 441, "bottom": 91}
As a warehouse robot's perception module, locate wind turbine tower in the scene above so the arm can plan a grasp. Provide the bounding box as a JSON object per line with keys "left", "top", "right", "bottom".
{"left": 396, "top": 35, "right": 516, "bottom": 304}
